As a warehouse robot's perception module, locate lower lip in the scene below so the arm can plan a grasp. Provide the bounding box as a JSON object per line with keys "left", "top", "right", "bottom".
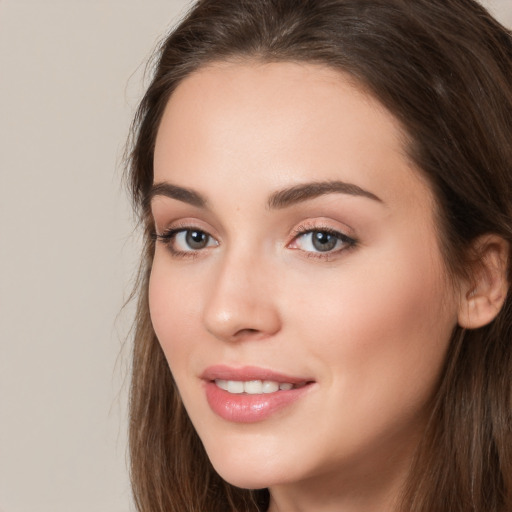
{"left": 204, "top": 381, "right": 313, "bottom": 423}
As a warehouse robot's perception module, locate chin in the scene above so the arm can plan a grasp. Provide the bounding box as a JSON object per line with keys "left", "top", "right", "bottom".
{"left": 204, "top": 441, "right": 296, "bottom": 490}
{"left": 213, "top": 465, "right": 287, "bottom": 490}
{"left": 216, "top": 470, "right": 273, "bottom": 490}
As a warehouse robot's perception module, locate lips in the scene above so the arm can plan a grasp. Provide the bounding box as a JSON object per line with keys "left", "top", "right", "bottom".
{"left": 201, "top": 365, "right": 314, "bottom": 423}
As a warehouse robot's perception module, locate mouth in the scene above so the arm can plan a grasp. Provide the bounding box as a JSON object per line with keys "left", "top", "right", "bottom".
{"left": 201, "top": 365, "right": 315, "bottom": 423}
{"left": 213, "top": 379, "right": 308, "bottom": 394}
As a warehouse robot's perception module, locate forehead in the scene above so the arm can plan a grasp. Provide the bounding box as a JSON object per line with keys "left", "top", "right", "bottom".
{"left": 153, "top": 60, "right": 433, "bottom": 214}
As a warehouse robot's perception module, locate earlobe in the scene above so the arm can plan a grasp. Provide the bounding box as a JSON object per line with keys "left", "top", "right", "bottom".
{"left": 458, "top": 235, "right": 509, "bottom": 329}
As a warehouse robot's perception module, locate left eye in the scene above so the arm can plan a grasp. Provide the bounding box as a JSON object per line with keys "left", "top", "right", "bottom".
{"left": 292, "top": 230, "right": 352, "bottom": 253}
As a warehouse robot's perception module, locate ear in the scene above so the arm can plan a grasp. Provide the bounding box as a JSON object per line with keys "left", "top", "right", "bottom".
{"left": 458, "top": 234, "right": 509, "bottom": 329}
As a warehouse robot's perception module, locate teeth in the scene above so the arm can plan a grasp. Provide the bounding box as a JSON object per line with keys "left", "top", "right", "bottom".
{"left": 215, "top": 379, "right": 229, "bottom": 391}
{"left": 262, "top": 381, "right": 279, "bottom": 393}
{"left": 244, "top": 380, "right": 263, "bottom": 394}
{"left": 227, "top": 381, "right": 244, "bottom": 394}
{"left": 214, "top": 379, "right": 298, "bottom": 394}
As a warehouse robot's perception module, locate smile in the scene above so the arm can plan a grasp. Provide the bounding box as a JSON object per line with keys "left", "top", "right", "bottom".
{"left": 201, "top": 366, "right": 315, "bottom": 423}
{"left": 214, "top": 379, "right": 305, "bottom": 394}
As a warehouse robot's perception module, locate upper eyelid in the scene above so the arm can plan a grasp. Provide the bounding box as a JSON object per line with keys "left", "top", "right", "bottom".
{"left": 290, "top": 219, "right": 355, "bottom": 238}
{"left": 292, "top": 225, "right": 345, "bottom": 236}
{"left": 154, "top": 218, "right": 218, "bottom": 236}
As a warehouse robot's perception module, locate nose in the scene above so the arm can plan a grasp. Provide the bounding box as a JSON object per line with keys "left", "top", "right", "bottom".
{"left": 202, "top": 251, "right": 281, "bottom": 342}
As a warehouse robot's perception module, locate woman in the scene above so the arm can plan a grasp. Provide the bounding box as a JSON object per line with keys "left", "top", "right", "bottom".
{"left": 126, "top": 0, "right": 512, "bottom": 511}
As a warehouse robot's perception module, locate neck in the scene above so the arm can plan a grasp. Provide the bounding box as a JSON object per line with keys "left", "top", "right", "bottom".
{"left": 268, "top": 470, "right": 403, "bottom": 512}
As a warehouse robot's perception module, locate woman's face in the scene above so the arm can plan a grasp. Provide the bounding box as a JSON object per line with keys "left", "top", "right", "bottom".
{"left": 149, "top": 62, "right": 461, "bottom": 498}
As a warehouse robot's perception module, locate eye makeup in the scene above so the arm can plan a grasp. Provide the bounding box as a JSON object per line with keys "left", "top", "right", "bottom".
{"left": 152, "top": 219, "right": 358, "bottom": 262}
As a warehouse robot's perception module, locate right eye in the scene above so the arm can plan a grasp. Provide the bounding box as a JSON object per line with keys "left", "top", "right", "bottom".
{"left": 155, "top": 228, "right": 219, "bottom": 255}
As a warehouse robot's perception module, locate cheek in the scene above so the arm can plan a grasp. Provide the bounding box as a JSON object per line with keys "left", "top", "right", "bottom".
{"left": 148, "top": 258, "right": 200, "bottom": 366}
{"left": 291, "top": 243, "right": 456, "bottom": 417}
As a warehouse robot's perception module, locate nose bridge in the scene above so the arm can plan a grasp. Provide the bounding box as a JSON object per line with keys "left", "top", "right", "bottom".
{"left": 202, "top": 243, "right": 280, "bottom": 341}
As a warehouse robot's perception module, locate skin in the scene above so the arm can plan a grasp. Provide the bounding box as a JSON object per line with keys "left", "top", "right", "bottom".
{"left": 149, "top": 61, "right": 464, "bottom": 512}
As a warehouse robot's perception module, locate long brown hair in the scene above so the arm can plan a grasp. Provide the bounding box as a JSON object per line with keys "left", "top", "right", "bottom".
{"left": 126, "top": 1, "right": 512, "bottom": 510}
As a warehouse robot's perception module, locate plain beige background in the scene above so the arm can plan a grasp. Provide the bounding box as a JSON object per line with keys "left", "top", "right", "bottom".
{"left": 0, "top": 1, "right": 511, "bottom": 511}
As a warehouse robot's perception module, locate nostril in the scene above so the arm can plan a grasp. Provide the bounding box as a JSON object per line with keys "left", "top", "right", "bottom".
{"left": 228, "top": 327, "right": 274, "bottom": 342}
{"left": 236, "top": 328, "right": 260, "bottom": 336}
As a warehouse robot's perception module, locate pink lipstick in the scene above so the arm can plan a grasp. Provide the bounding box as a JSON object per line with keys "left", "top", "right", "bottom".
{"left": 201, "top": 365, "right": 314, "bottom": 423}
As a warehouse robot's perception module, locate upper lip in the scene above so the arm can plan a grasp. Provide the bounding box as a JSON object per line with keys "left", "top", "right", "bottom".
{"left": 201, "top": 365, "right": 312, "bottom": 384}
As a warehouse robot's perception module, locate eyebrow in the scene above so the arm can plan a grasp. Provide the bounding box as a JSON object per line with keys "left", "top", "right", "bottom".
{"left": 146, "top": 182, "right": 207, "bottom": 209}
{"left": 147, "top": 179, "right": 382, "bottom": 210}
{"left": 267, "top": 180, "right": 383, "bottom": 209}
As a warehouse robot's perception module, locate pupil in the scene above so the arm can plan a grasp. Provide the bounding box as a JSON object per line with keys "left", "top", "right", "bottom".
{"left": 186, "top": 230, "right": 208, "bottom": 249}
{"left": 312, "top": 231, "right": 337, "bottom": 252}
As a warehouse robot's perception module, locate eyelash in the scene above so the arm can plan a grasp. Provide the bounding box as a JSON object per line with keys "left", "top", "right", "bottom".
{"left": 152, "top": 224, "right": 357, "bottom": 260}
{"left": 152, "top": 226, "right": 216, "bottom": 259}
{"left": 289, "top": 225, "right": 357, "bottom": 260}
